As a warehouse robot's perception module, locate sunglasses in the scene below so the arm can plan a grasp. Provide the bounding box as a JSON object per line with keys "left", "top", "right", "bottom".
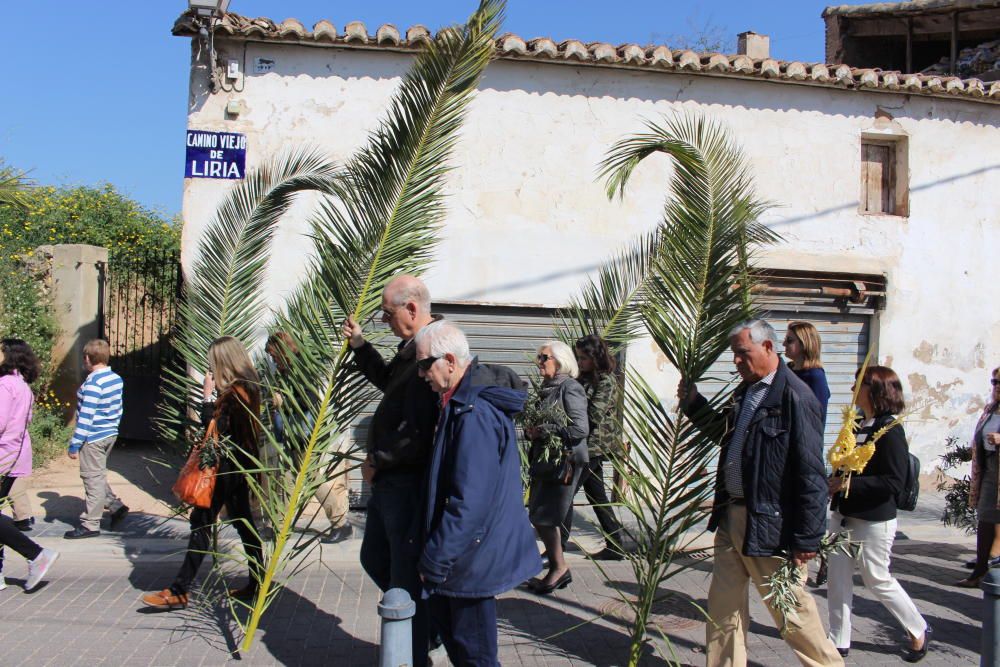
{"left": 991, "top": 379, "right": 1000, "bottom": 387}
{"left": 536, "top": 353, "right": 552, "bottom": 363}
{"left": 416, "top": 356, "right": 440, "bottom": 372}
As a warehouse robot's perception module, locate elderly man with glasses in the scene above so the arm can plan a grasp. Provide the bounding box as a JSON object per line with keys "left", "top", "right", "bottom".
{"left": 342, "top": 274, "right": 440, "bottom": 667}
{"left": 414, "top": 320, "right": 540, "bottom": 666}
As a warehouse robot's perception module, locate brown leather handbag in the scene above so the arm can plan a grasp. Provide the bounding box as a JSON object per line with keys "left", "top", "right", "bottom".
{"left": 172, "top": 419, "right": 219, "bottom": 509}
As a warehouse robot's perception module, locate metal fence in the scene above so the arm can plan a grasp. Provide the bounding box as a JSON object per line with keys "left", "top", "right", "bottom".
{"left": 100, "top": 249, "right": 182, "bottom": 440}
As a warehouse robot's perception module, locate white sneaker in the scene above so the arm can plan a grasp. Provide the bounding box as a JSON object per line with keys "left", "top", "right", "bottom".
{"left": 25, "top": 548, "right": 59, "bottom": 591}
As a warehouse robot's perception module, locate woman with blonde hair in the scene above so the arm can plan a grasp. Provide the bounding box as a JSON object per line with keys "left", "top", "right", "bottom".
{"left": 525, "top": 340, "right": 589, "bottom": 595}
{"left": 783, "top": 321, "right": 831, "bottom": 427}
{"left": 142, "top": 336, "right": 264, "bottom": 609}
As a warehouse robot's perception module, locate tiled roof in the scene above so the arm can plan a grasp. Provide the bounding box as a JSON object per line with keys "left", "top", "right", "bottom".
{"left": 172, "top": 11, "right": 1000, "bottom": 104}
{"left": 823, "top": 0, "right": 1000, "bottom": 18}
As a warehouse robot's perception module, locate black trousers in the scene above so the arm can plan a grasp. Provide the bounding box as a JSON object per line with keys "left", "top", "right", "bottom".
{"left": 428, "top": 594, "right": 498, "bottom": 667}
{"left": 0, "top": 475, "right": 42, "bottom": 571}
{"left": 360, "top": 471, "right": 429, "bottom": 667}
{"left": 561, "top": 456, "right": 623, "bottom": 548}
{"left": 171, "top": 465, "right": 263, "bottom": 595}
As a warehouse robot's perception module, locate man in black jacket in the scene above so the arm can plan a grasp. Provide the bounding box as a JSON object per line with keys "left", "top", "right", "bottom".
{"left": 680, "top": 319, "right": 843, "bottom": 667}
{"left": 342, "top": 274, "right": 439, "bottom": 667}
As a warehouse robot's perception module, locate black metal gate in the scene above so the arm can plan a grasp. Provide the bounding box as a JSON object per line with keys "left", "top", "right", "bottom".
{"left": 99, "top": 250, "right": 182, "bottom": 441}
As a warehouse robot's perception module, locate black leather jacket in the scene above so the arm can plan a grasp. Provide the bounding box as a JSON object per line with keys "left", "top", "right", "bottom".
{"left": 684, "top": 361, "right": 828, "bottom": 556}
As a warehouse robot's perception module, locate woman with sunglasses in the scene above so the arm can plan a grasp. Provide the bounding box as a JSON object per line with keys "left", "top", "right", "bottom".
{"left": 959, "top": 365, "right": 1000, "bottom": 587}
{"left": 525, "top": 341, "right": 589, "bottom": 595}
{"left": 826, "top": 366, "right": 929, "bottom": 662}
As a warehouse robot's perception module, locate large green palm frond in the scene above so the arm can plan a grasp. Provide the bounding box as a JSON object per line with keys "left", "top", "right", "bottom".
{"left": 554, "top": 229, "right": 662, "bottom": 353}
{"left": 231, "top": 0, "right": 507, "bottom": 652}
{"left": 156, "top": 149, "right": 342, "bottom": 444}
{"left": 581, "top": 113, "right": 781, "bottom": 665}
{"left": 602, "top": 113, "right": 778, "bottom": 383}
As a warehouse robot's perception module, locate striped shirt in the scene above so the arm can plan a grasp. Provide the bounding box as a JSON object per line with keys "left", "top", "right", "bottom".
{"left": 723, "top": 368, "right": 777, "bottom": 499}
{"left": 69, "top": 367, "right": 124, "bottom": 452}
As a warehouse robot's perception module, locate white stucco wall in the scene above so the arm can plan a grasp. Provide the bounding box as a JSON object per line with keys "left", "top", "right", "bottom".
{"left": 180, "top": 39, "right": 1000, "bottom": 468}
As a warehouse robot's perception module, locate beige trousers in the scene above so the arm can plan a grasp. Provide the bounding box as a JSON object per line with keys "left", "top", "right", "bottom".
{"left": 9, "top": 475, "right": 33, "bottom": 520}
{"left": 312, "top": 457, "right": 349, "bottom": 529}
{"left": 706, "top": 503, "right": 844, "bottom": 667}
{"left": 79, "top": 435, "right": 124, "bottom": 531}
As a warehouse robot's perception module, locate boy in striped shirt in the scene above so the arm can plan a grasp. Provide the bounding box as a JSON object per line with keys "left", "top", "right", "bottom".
{"left": 65, "top": 340, "right": 129, "bottom": 539}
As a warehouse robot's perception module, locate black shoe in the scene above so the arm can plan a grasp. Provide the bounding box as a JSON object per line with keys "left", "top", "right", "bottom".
{"left": 64, "top": 527, "right": 100, "bottom": 539}
{"left": 814, "top": 561, "right": 829, "bottom": 587}
{"left": 964, "top": 556, "right": 1000, "bottom": 570}
{"left": 903, "top": 627, "right": 931, "bottom": 663}
{"left": 531, "top": 570, "right": 572, "bottom": 595}
{"left": 13, "top": 517, "right": 34, "bottom": 532}
{"left": 322, "top": 524, "right": 353, "bottom": 543}
{"left": 589, "top": 547, "right": 624, "bottom": 561}
{"left": 109, "top": 505, "right": 129, "bottom": 531}
{"left": 836, "top": 647, "right": 849, "bottom": 657}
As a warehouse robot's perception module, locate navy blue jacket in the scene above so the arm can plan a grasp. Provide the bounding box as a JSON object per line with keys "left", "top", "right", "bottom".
{"left": 419, "top": 365, "right": 542, "bottom": 598}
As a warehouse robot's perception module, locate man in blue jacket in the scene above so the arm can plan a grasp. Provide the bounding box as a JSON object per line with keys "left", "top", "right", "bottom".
{"left": 414, "top": 320, "right": 542, "bottom": 666}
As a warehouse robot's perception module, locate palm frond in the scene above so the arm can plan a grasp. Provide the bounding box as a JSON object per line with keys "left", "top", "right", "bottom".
{"left": 563, "top": 112, "right": 782, "bottom": 665}
{"left": 0, "top": 161, "right": 33, "bottom": 210}
{"left": 230, "top": 1, "right": 506, "bottom": 652}
{"left": 554, "top": 229, "right": 662, "bottom": 353}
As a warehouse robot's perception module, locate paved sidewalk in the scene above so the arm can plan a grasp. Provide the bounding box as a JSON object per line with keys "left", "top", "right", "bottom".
{"left": 0, "top": 443, "right": 984, "bottom": 665}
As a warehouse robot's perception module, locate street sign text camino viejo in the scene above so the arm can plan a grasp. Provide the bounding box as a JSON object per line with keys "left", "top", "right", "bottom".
{"left": 185, "top": 130, "right": 247, "bottom": 179}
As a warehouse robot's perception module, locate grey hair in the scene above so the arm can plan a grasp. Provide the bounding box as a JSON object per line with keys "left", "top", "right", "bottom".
{"left": 540, "top": 340, "right": 579, "bottom": 378}
{"left": 729, "top": 319, "right": 778, "bottom": 345}
{"left": 387, "top": 278, "right": 431, "bottom": 312}
{"left": 414, "top": 319, "right": 472, "bottom": 365}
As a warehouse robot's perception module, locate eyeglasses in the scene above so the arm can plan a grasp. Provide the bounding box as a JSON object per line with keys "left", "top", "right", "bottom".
{"left": 536, "top": 354, "right": 552, "bottom": 363}
{"left": 991, "top": 379, "right": 1000, "bottom": 387}
{"left": 379, "top": 306, "right": 398, "bottom": 322}
{"left": 416, "top": 356, "right": 439, "bottom": 372}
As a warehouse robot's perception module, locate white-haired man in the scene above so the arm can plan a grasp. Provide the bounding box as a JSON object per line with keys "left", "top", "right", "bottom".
{"left": 680, "top": 319, "right": 843, "bottom": 667}
{"left": 415, "top": 320, "right": 541, "bottom": 666}
{"left": 342, "top": 274, "right": 439, "bottom": 667}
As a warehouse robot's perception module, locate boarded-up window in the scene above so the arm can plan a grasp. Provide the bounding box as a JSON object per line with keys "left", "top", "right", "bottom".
{"left": 861, "top": 141, "right": 894, "bottom": 214}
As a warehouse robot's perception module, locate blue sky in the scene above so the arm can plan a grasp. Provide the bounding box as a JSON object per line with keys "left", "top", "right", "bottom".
{"left": 2, "top": 1, "right": 835, "bottom": 219}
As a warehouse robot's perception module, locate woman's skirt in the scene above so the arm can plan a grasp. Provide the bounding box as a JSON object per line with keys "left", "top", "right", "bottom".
{"left": 528, "top": 441, "right": 588, "bottom": 527}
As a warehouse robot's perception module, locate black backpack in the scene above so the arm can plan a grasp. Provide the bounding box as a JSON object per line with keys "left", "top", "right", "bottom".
{"left": 896, "top": 452, "right": 920, "bottom": 512}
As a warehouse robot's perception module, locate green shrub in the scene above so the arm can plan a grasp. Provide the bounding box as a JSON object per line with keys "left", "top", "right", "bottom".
{"left": 0, "top": 175, "right": 180, "bottom": 468}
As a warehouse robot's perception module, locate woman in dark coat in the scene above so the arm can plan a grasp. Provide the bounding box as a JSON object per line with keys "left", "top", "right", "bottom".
{"left": 560, "top": 334, "right": 625, "bottom": 560}
{"left": 826, "top": 366, "right": 929, "bottom": 662}
{"left": 526, "top": 340, "right": 588, "bottom": 595}
{"left": 142, "top": 336, "right": 264, "bottom": 609}
{"left": 959, "top": 365, "right": 1000, "bottom": 586}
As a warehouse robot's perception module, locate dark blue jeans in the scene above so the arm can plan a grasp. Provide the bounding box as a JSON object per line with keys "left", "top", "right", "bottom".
{"left": 428, "top": 594, "right": 498, "bottom": 667}
{"left": 361, "top": 471, "right": 428, "bottom": 667}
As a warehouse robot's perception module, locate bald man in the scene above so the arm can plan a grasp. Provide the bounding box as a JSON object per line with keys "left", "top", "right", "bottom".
{"left": 342, "top": 274, "right": 439, "bottom": 667}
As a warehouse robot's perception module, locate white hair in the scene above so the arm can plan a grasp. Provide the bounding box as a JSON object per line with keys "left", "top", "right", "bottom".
{"left": 540, "top": 340, "right": 579, "bottom": 378}
{"left": 729, "top": 319, "right": 778, "bottom": 345}
{"left": 415, "top": 319, "right": 471, "bottom": 365}
{"left": 386, "top": 276, "right": 431, "bottom": 313}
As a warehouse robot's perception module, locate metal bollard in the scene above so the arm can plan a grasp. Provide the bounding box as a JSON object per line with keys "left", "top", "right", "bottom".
{"left": 982, "top": 569, "right": 1000, "bottom": 666}
{"left": 378, "top": 587, "right": 416, "bottom": 667}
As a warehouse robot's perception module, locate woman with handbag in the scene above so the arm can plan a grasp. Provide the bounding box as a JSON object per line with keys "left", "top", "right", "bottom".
{"left": 0, "top": 339, "right": 58, "bottom": 592}
{"left": 142, "top": 336, "right": 264, "bottom": 609}
{"left": 826, "top": 366, "right": 930, "bottom": 662}
{"left": 525, "top": 341, "right": 588, "bottom": 595}
{"left": 958, "top": 365, "right": 1000, "bottom": 587}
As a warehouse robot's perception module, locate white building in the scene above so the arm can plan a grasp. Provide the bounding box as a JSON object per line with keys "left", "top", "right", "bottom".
{"left": 173, "top": 11, "right": 1000, "bottom": 475}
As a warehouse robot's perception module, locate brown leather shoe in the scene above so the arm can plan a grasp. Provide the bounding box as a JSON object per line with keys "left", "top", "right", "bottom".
{"left": 141, "top": 588, "right": 188, "bottom": 609}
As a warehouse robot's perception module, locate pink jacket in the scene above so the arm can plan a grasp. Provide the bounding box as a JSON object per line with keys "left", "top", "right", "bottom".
{"left": 0, "top": 372, "right": 33, "bottom": 477}
{"left": 969, "top": 400, "right": 1000, "bottom": 509}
